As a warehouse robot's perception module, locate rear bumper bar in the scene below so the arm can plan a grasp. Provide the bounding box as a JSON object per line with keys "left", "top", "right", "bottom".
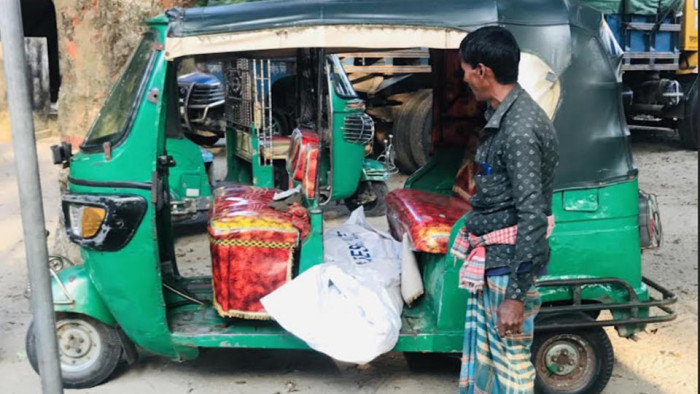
{"left": 535, "top": 276, "right": 677, "bottom": 331}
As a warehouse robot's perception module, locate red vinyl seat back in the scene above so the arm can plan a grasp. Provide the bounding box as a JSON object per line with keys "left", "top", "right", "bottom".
{"left": 385, "top": 189, "right": 471, "bottom": 254}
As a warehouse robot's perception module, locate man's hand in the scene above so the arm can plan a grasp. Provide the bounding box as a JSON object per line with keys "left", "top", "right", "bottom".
{"left": 497, "top": 299, "right": 524, "bottom": 337}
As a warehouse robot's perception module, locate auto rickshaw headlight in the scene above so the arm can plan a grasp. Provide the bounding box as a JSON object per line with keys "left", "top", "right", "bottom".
{"left": 63, "top": 194, "right": 147, "bottom": 251}
{"left": 69, "top": 205, "right": 107, "bottom": 239}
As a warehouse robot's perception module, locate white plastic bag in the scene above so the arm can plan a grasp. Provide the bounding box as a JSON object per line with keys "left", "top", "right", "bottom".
{"left": 400, "top": 233, "right": 424, "bottom": 306}
{"left": 261, "top": 208, "right": 403, "bottom": 364}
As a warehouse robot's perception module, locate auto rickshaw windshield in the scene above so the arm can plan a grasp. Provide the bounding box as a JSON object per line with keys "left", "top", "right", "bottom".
{"left": 81, "top": 32, "right": 156, "bottom": 151}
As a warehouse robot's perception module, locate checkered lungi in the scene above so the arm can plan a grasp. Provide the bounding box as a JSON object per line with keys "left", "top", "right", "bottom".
{"left": 459, "top": 274, "right": 541, "bottom": 394}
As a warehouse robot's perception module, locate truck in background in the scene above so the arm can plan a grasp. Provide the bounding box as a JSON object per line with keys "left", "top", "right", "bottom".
{"left": 602, "top": 0, "right": 698, "bottom": 149}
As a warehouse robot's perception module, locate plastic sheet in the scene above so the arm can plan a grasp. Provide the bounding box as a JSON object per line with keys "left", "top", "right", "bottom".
{"left": 262, "top": 208, "right": 403, "bottom": 364}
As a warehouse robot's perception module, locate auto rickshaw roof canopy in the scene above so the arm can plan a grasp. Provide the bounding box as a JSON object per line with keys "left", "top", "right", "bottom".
{"left": 167, "top": 0, "right": 571, "bottom": 37}
{"left": 163, "top": 0, "right": 579, "bottom": 60}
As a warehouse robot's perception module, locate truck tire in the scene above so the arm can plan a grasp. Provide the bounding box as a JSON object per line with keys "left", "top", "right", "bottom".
{"left": 408, "top": 91, "right": 433, "bottom": 168}
{"left": 271, "top": 108, "right": 290, "bottom": 136}
{"left": 26, "top": 314, "right": 124, "bottom": 389}
{"left": 532, "top": 313, "right": 614, "bottom": 394}
{"left": 392, "top": 90, "right": 431, "bottom": 174}
{"left": 679, "top": 77, "right": 698, "bottom": 150}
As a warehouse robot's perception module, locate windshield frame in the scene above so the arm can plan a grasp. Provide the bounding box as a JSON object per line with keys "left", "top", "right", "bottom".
{"left": 328, "top": 55, "right": 358, "bottom": 100}
{"left": 80, "top": 31, "right": 158, "bottom": 153}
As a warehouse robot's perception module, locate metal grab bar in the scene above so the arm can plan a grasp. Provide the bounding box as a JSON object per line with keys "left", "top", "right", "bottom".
{"left": 534, "top": 276, "right": 677, "bottom": 331}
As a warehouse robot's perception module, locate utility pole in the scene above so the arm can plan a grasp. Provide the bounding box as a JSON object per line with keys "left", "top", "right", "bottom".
{"left": 0, "top": 0, "right": 64, "bottom": 392}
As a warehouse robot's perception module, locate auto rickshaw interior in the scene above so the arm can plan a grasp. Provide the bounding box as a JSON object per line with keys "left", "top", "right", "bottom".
{"left": 175, "top": 48, "right": 380, "bottom": 204}
{"left": 160, "top": 46, "right": 488, "bottom": 338}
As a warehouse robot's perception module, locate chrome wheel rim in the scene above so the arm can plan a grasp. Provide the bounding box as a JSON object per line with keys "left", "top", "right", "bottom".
{"left": 56, "top": 319, "right": 102, "bottom": 373}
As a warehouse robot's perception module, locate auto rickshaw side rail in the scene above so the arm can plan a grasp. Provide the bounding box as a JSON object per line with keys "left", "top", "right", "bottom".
{"left": 534, "top": 276, "right": 677, "bottom": 331}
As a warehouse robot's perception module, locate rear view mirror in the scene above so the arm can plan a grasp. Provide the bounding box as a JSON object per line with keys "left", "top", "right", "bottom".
{"left": 51, "top": 142, "right": 72, "bottom": 167}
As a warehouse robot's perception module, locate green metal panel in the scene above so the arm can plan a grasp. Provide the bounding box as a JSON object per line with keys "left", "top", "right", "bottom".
{"left": 360, "top": 158, "right": 390, "bottom": 182}
{"left": 541, "top": 180, "right": 648, "bottom": 324}
{"left": 418, "top": 253, "right": 468, "bottom": 331}
{"left": 329, "top": 95, "right": 366, "bottom": 200}
{"left": 562, "top": 188, "right": 599, "bottom": 212}
{"left": 166, "top": 137, "right": 212, "bottom": 200}
{"left": 404, "top": 147, "right": 464, "bottom": 195}
{"left": 224, "top": 129, "right": 254, "bottom": 184}
{"left": 51, "top": 265, "right": 116, "bottom": 325}
{"left": 298, "top": 209, "right": 324, "bottom": 273}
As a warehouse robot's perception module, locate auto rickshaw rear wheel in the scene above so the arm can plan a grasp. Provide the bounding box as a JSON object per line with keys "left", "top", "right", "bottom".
{"left": 345, "top": 181, "right": 389, "bottom": 217}
{"left": 532, "top": 313, "right": 614, "bottom": 394}
{"left": 26, "top": 313, "right": 124, "bottom": 389}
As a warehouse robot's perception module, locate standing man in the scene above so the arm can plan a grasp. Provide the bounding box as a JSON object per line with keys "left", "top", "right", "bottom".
{"left": 452, "top": 26, "right": 559, "bottom": 393}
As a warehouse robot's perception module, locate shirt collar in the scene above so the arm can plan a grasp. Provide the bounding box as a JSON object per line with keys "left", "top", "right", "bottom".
{"left": 484, "top": 84, "right": 523, "bottom": 130}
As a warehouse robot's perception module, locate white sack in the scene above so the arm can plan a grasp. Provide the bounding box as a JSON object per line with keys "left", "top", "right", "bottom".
{"left": 261, "top": 207, "right": 403, "bottom": 364}
{"left": 400, "top": 233, "right": 424, "bottom": 306}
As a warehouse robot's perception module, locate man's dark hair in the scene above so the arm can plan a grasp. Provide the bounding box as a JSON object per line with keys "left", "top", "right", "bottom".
{"left": 459, "top": 26, "right": 520, "bottom": 85}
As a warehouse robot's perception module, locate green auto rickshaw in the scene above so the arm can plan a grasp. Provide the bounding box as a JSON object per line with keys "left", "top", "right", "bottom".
{"left": 37, "top": 0, "right": 676, "bottom": 392}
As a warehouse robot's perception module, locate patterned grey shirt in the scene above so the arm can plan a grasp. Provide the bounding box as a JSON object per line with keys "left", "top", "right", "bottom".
{"left": 464, "top": 84, "right": 559, "bottom": 301}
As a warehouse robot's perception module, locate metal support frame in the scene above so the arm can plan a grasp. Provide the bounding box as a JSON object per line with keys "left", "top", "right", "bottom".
{"left": 0, "top": 0, "right": 64, "bottom": 392}
{"left": 252, "top": 59, "right": 273, "bottom": 167}
{"left": 535, "top": 276, "right": 677, "bottom": 331}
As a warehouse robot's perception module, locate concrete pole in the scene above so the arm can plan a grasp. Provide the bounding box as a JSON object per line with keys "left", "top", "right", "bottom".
{"left": 0, "top": 0, "right": 64, "bottom": 392}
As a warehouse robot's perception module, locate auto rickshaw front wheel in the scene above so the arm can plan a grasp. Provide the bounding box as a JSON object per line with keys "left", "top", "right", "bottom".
{"left": 26, "top": 313, "right": 124, "bottom": 389}
{"left": 532, "top": 313, "right": 614, "bottom": 394}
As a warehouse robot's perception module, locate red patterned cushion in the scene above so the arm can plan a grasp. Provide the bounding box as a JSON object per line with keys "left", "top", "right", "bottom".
{"left": 209, "top": 210, "right": 298, "bottom": 319}
{"left": 302, "top": 147, "right": 319, "bottom": 199}
{"left": 386, "top": 189, "right": 471, "bottom": 254}
{"left": 211, "top": 184, "right": 311, "bottom": 240}
{"left": 287, "top": 129, "right": 320, "bottom": 182}
{"left": 207, "top": 184, "right": 313, "bottom": 319}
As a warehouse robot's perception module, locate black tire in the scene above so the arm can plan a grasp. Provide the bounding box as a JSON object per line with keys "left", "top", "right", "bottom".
{"left": 532, "top": 313, "right": 614, "bottom": 394}
{"left": 184, "top": 131, "right": 221, "bottom": 147}
{"left": 271, "top": 108, "right": 290, "bottom": 136}
{"left": 392, "top": 90, "right": 431, "bottom": 174}
{"left": 679, "top": 77, "right": 698, "bottom": 150}
{"left": 345, "top": 181, "right": 389, "bottom": 217}
{"left": 26, "top": 314, "right": 124, "bottom": 389}
{"left": 408, "top": 92, "right": 434, "bottom": 168}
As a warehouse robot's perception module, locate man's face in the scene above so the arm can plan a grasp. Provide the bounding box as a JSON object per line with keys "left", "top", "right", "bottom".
{"left": 460, "top": 60, "right": 487, "bottom": 102}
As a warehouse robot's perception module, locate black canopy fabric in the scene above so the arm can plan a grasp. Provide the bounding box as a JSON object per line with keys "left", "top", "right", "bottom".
{"left": 167, "top": 0, "right": 571, "bottom": 37}
{"left": 166, "top": 0, "right": 637, "bottom": 190}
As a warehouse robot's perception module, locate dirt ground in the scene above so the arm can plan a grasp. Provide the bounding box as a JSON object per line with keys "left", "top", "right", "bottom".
{"left": 0, "top": 129, "right": 696, "bottom": 393}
